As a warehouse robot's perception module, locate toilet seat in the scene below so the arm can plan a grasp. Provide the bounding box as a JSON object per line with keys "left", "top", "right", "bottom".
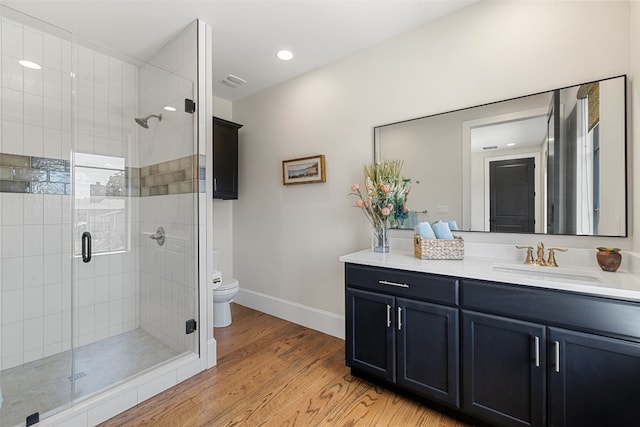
{"left": 215, "top": 279, "right": 239, "bottom": 292}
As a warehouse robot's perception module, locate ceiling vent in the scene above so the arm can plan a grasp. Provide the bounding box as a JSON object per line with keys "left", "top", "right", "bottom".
{"left": 482, "top": 145, "right": 498, "bottom": 150}
{"left": 221, "top": 74, "right": 247, "bottom": 88}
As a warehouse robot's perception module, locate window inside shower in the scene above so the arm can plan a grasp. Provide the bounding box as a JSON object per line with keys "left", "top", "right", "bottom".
{"left": 0, "top": 6, "right": 199, "bottom": 426}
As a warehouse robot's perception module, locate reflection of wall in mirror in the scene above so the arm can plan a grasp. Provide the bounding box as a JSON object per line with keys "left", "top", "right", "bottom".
{"left": 598, "top": 78, "right": 626, "bottom": 236}
{"left": 378, "top": 112, "right": 463, "bottom": 227}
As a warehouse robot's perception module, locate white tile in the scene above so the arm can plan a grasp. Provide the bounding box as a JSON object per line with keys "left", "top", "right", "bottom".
{"left": 109, "top": 273, "right": 123, "bottom": 300}
{"left": 94, "top": 82, "right": 108, "bottom": 112}
{"left": 24, "top": 93, "right": 44, "bottom": 127}
{"left": 24, "top": 66, "right": 43, "bottom": 96}
{"left": 43, "top": 341, "right": 62, "bottom": 358}
{"left": 24, "top": 193, "right": 44, "bottom": 224}
{"left": 78, "top": 47, "right": 94, "bottom": 81}
{"left": 78, "top": 105, "right": 94, "bottom": 137}
{"left": 122, "top": 64, "right": 136, "bottom": 95}
{"left": 2, "top": 54, "right": 24, "bottom": 90}
{"left": 79, "top": 78, "right": 94, "bottom": 108}
{"left": 123, "top": 296, "right": 136, "bottom": 324}
{"left": 94, "top": 301, "right": 109, "bottom": 331}
{"left": 109, "top": 299, "right": 123, "bottom": 328}
{"left": 94, "top": 275, "right": 109, "bottom": 304}
{"left": 23, "top": 254, "right": 44, "bottom": 287}
{"left": 108, "top": 85, "right": 122, "bottom": 115}
{"left": 23, "top": 224, "right": 44, "bottom": 256}
{"left": 78, "top": 133, "right": 95, "bottom": 154}
{"left": 61, "top": 101, "right": 72, "bottom": 133}
{"left": 2, "top": 289, "right": 23, "bottom": 323}
{"left": 24, "top": 346, "right": 44, "bottom": 363}
{"left": 23, "top": 123, "right": 44, "bottom": 156}
{"left": 2, "top": 320, "right": 23, "bottom": 355}
{"left": 78, "top": 277, "right": 95, "bottom": 307}
{"left": 78, "top": 306, "right": 94, "bottom": 337}
{"left": 94, "top": 109, "right": 109, "bottom": 139}
{"left": 108, "top": 113, "right": 123, "bottom": 141}
{"left": 2, "top": 225, "right": 24, "bottom": 258}
{"left": 43, "top": 127, "right": 63, "bottom": 158}
{"left": 87, "top": 389, "right": 137, "bottom": 426}
{"left": 44, "top": 68, "right": 62, "bottom": 101}
{"left": 94, "top": 53, "right": 109, "bottom": 84}
{"left": 2, "top": 87, "right": 24, "bottom": 123}
{"left": 1, "top": 18, "right": 23, "bottom": 59}
{"left": 1, "top": 353, "right": 24, "bottom": 369}
{"left": 1, "top": 119, "right": 23, "bottom": 154}
{"left": 2, "top": 193, "right": 23, "bottom": 225}
{"left": 109, "top": 252, "right": 123, "bottom": 274}
{"left": 2, "top": 257, "right": 23, "bottom": 291}
{"left": 43, "top": 282, "right": 63, "bottom": 315}
{"left": 44, "top": 97, "right": 62, "bottom": 130}
{"left": 23, "top": 316, "right": 44, "bottom": 351}
{"left": 138, "top": 370, "right": 177, "bottom": 402}
{"left": 23, "top": 27, "right": 43, "bottom": 66}
{"left": 43, "top": 253, "right": 63, "bottom": 285}
{"left": 43, "top": 223, "right": 62, "bottom": 255}
{"left": 108, "top": 59, "right": 122, "bottom": 88}
{"left": 43, "top": 194, "right": 62, "bottom": 224}
{"left": 23, "top": 286, "right": 43, "bottom": 319}
{"left": 43, "top": 33, "right": 62, "bottom": 71}
{"left": 94, "top": 136, "right": 110, "bottom": 156}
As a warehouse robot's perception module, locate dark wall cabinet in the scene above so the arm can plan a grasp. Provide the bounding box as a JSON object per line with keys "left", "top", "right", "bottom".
{"left": 344, "top": 263, "right": 640, "bottom": 427}
{"left": 213, "top": 117, "right": 242, "bottom": 200}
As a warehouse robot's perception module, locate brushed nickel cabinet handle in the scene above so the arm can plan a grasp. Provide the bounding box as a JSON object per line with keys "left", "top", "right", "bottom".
{"left": 397, "top": 307, "right": 403, "bottom": 331}
{"left": 534, "top": 336, "right": 540, "bottom": 367}
{"left": 554, "top": 341, "right": 560, "bottom": 372}
{"left": 379, "top": 280, "right": 409, "bottom": 288}
{"left": 386, "top": 304, "right": 391, "bottom": 328}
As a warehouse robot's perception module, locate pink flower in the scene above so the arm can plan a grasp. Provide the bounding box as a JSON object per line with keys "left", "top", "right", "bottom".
{"left": 380, "top": 207, "right": 391, "bottom": 217}
{"left": 364, "top": 200, "right": 370, "bottom": 208}
{"left": 381, "top": 184, "right": 391, "bottom": 193}
{"left": 403, "top": 205, "right": 409, "bottom": 212}
{"left": 351, "top": 183, "right": 359, "bottom": 192}
{"left": 355, "top": 199, "right": 364, "bottom": 208}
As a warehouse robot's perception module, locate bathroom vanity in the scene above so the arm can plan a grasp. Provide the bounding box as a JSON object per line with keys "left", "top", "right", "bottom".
{"left": 340, "top": 249, "right": 640, "bottom": 427}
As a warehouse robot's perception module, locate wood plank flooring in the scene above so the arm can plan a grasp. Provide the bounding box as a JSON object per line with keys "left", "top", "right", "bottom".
{"left": 100, "top": 304, "right": 470, "bottom": 427}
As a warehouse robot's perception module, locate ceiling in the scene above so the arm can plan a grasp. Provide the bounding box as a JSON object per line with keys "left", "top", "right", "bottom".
{"left": 1, "top": 0, "right": 474, "bottom": 101}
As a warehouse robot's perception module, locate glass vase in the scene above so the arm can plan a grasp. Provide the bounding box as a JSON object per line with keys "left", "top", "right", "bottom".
{"left": 372, "top": 223, "right": 389, "bottom": 253}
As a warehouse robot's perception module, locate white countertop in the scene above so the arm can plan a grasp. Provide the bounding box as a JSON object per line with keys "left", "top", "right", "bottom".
{"left": 340, "top": 249, "right": 640, "bottom": 302}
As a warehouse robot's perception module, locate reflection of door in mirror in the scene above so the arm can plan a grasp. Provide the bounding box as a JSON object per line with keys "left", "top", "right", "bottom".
{"left": 489, "top": 158, "right": 535, "bottom": 233}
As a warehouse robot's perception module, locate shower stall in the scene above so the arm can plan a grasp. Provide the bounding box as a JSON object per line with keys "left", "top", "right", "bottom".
{"left": 0, "top": 6, "right": 200, "bottom": 426}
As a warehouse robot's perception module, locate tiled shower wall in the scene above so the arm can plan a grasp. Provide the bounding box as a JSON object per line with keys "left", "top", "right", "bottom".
{"left": 138, "top": 22, "right": 199, "bottom": 354}
{"left": 0, "top": 15, "right": 140, "bottom": 370}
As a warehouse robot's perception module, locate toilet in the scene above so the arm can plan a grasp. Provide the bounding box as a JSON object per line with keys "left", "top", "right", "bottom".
{"left": 213, "top": 278, "right": 239, "bottom": 327}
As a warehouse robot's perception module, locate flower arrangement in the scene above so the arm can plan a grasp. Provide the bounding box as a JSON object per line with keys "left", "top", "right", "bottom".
{"left": 350, "top": 159, "right": 411, "bottom": 252}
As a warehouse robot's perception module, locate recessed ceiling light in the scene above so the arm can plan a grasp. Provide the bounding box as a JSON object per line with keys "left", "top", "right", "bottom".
{"left": 506, "top": 142, "right": 516, "bottom": 147}
{"left": 19, "top": 59, "right": 41, "bottom": 70}
{"left": 276, "top": 50, "right": 294, "bottom": 61}
{"left": 163, "top": 106, "right": 177, "bottom": 112}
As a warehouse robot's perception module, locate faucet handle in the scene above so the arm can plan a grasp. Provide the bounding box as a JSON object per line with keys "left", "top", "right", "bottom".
{"left": 515, "top": 245, "right": 534, "bottom": 265}
{"left": 546, "top": 247, "right": 568, "bottom": 267}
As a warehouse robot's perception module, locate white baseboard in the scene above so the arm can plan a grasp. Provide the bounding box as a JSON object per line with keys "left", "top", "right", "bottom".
{"left": 234, "top": 288, "right": 345, "bottom": 339}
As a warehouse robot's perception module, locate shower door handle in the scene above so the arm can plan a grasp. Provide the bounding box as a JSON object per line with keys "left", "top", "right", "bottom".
{"left": 82, "top": 231, "right": 92, "bottom": 263}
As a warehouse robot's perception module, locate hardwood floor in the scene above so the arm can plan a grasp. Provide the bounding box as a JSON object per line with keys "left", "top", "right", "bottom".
{"left": 100, "top": 304, "right": 470, "bottom": 426}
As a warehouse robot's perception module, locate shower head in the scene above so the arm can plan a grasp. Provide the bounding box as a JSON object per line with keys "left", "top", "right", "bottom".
{"left": 134, "top": 113, "right": 162, "bottom": 129}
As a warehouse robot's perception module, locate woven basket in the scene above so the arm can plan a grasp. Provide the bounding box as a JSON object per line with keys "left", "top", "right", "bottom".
{"left": 413, "top": 235, "right": 464, "bottom": 260}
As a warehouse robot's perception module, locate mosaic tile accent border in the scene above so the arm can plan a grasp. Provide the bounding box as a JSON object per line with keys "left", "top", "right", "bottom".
{"left": 0, "top": 153, "right": 71, "bottom": 194}
{"left": 0, "top": 153, "right": 205, "bottom": 196}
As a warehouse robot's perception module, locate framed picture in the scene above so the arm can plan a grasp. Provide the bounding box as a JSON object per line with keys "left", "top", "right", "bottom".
{"left": 282, "top": 154, "right": 326, "bottom": 185}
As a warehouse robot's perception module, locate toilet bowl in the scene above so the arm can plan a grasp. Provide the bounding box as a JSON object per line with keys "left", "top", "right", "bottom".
{"left": 213, "top": 279, "right": 239, "bottom": 327}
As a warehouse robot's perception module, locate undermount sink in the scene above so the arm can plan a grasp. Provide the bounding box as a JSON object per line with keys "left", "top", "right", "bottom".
{"left": 492, "top": 262, "right": 603, "bottom": 283}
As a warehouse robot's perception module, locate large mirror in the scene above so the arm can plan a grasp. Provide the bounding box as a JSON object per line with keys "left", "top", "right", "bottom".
{"left": 375, "top": 75, "right": 627, "bottom": 237}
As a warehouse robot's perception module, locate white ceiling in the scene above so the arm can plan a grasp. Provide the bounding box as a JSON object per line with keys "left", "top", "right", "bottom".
{"left": 1, "top": 0, "right": 474, "bottom": 101}
{"left": 471, "top": 116, "right": 549, "bottom": 154}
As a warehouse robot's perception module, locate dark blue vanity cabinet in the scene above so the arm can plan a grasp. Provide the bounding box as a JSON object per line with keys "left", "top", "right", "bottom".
{"left": 344, "top": 263, "right": 640, "bottom": 427}
{"left": 345, "top": 264, "right": 460, "bottom": 407}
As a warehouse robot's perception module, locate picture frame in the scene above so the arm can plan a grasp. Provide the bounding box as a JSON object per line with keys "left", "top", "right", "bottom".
{"left": 282, "top": 154, "right": 326, "bottom": 185}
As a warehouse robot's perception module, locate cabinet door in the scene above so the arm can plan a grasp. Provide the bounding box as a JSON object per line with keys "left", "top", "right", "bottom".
{"left": 346, "top": 288, "right": 395, "bottom": 382}
{"left": 548, "top": 328, "right": 640, "bottom": 427}
{"left": 462, "top": 311, "right": 545, "bottom": 427}
{"left": 213, "top": 117, "right": 241, "bottom": 199}
{"left": 397, "top": 298, "right": 459, "bottom": 407}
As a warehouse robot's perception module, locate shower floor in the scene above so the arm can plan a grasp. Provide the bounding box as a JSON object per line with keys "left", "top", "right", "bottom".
{"left": 0, "top": 328, "right": 180, "bottom": 427}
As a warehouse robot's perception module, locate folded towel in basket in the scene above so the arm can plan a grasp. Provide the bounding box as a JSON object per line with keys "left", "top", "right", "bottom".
{"left": 432, "top": 221, "right": 454, "bottom": 239}
{"left": 414, "top": 222, "right": 436, "bottom": 239}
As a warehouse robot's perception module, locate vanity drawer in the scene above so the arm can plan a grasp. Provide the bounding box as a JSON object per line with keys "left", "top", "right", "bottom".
{"left": 461, "top": 279, "right": 640, "bottom": 342}
{"left": 345, "top": 263, "right": 458, "bottom": 306}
